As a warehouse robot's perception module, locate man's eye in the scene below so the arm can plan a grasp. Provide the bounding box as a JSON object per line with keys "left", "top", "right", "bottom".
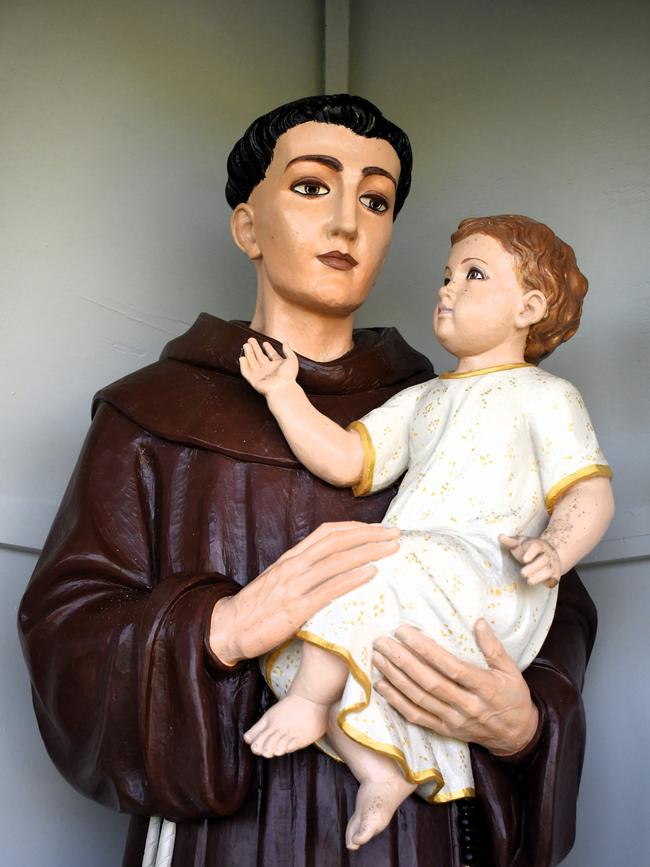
{"left": 467, "top": 266, "right": 486, "bottom": 279}
{"left": 359, "top": 194, "right": 388, "bottom": 213}
{"left": 292, "top": 181, "right": 329, "bottom": 197}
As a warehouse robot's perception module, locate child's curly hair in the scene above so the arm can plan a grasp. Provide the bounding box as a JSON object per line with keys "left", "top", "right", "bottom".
{"left": 451, "top": 215, "right": 588, "bottom": 363}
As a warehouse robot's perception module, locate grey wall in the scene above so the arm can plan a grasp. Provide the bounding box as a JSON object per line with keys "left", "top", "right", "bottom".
{"left": 2, "top": 0, "right": 648, "bottom": 864}
{"left": 1, "top": 1, "right": 321, "bottom": 864}
{"left": 349, "top": 2, "right": 650, "bottom": 860}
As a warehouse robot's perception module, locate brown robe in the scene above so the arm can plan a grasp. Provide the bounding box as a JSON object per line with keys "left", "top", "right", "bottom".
{"left": 18, "top": 314, "right": 596, "bottom": 867}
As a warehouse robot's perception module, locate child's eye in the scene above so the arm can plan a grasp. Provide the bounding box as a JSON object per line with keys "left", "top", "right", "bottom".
{"left": 292, "top": 181, "right": 329, "bottom": 197}
{"left": 467, "top": 266, "right": 486, "bottom": 280}
{"left": 359, "top": 194, "right": 389, "bottom": 213}
{"left": 443, "top": 277, "right": 451, "bottom": 286}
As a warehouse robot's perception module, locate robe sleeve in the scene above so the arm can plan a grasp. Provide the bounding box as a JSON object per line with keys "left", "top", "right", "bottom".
{"left": 349, "top": 381, "right": 428, "bottom": 496}
{"left": 18, "top": 403, "right": 262, "bottom": 821}
{"left": 470, "top": 568, "right": 597, "bottom": 867}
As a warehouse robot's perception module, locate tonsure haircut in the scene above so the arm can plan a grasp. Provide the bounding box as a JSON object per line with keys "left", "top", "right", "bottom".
{"left": 451, "top": 215, "right": 589, "bottom": 363}
{"left": 225, "top": 94, "right": 412, "bottom": 219}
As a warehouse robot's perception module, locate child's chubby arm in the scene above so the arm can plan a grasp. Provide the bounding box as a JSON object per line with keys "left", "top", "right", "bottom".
{"left": 500, "top": 475, "right": 615, "bottom": 588}
{"left": 239, "top": 337, "right": 364, "bottom": 487}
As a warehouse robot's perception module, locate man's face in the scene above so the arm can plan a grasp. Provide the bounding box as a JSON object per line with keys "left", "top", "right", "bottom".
{"left": 242, "top": 121, "right": 401, "bottom": 316}
{"left": 434, "top": 234, "right": 526, "bottom": 358}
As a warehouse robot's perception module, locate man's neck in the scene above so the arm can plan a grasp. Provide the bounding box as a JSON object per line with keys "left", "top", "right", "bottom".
{"left": 250, "top": 295, "right": 355, "bottom": 362}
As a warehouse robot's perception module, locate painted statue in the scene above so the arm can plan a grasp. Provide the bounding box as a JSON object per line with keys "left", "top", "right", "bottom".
{"left": 239, "top": 214, "right": 613, "bottom": 850}
{"left": 19, "top": 95, "right": 601, "bottom": 867}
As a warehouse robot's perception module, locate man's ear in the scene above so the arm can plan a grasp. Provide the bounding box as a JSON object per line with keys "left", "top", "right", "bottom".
{"left": 231, "top": 203, "right": 261, "bottom": 260}
{"left": 517, "top": 290, "right": 548, "bottom": 328}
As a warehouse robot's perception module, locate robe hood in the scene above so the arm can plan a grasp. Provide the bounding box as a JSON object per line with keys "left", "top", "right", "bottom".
{"left": 94, "top": 313, "right": 433, "bottom": 467}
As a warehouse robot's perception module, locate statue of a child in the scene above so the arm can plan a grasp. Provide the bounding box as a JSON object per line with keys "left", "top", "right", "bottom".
{"left": 239, "top": 214, "right": 614, "bottom": 851}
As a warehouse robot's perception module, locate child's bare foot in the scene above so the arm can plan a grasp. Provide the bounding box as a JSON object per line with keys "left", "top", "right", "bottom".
{"left": 243, "top": 694, "right": 329, "bottom": 757}
{"left": 345, "top": 775, "right": 417, "bottom": 850}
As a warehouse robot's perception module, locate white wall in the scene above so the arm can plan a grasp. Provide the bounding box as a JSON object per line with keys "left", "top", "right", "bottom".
{"left": 2, "top": 0, "right": 648, "bottom": 864}
{"left": 348, "top": 3, "right": 650, "bottom": 860}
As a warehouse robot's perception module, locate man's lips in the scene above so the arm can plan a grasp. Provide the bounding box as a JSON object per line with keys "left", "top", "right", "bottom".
{"left": 317, "top": 251, "right": 358, "bottom": 271}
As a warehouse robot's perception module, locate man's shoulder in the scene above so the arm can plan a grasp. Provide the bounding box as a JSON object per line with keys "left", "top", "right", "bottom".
{"left": 92, "top": 356, "right": 268, "bottom": 458}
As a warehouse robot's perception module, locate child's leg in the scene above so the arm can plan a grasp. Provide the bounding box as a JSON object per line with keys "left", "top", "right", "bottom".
{"left": 325, "top": 705, "right": 417, "bottom": 850}
{"left": 244, "top": 641, "right": 348, "bottom": 757}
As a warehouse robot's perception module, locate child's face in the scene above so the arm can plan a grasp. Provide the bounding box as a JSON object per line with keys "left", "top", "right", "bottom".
{"left": 434, "top": 233, "right": 526, "bottom": 359}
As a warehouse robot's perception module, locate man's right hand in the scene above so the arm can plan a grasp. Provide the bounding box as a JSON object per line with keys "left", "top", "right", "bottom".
{"left": 208, "top": 522, "right": 399, "bottom": 666}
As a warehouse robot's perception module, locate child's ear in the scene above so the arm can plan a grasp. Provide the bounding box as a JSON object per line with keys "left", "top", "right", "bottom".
{"left": 517, "top": 290, "right": 548, "bottom": 328}
{"left": 231, "top": 203, "right": 261, "bottom": 260}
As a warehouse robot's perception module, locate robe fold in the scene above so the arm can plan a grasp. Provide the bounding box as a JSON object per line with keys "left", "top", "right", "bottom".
{"left": 18, "top": 313, "right": 597, "bottom": 867}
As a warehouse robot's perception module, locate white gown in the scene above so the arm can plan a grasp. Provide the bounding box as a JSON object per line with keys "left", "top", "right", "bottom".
{"left": 263, "top": 363, "right": 611, "bottom": 803}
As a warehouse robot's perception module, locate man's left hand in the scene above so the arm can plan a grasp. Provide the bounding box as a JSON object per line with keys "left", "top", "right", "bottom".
{"left": 372, "top": 619, "right": 539, "bottom": 757}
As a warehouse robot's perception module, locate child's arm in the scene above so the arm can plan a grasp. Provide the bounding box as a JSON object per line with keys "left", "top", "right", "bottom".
{"left": 239, "top": 338, "right": 364, "bottom": 487}
{"left": 500, "top": 475, "right": 614, "bottom": 587}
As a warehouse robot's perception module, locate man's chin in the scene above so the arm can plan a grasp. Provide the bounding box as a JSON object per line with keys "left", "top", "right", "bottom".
{"left": 281, "top": 289, "right": 369, "bottom": 319}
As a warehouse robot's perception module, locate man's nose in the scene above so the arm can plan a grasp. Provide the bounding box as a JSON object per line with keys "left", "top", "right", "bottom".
{"left": 328, "top": 190, "right": 358, "bottom": 241}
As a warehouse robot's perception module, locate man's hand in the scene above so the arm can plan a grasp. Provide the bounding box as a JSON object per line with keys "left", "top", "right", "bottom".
{"left": 499, "top": 534, "right": 561, "bottom": 588}
{"left": 372, "top": 619, "right": 539, "bottom": 757}
{"left": 209, "top": 522, "right": 399, "bottom": 665}
{"left": 239, "top": 337, "right": 300, "bottom": 397}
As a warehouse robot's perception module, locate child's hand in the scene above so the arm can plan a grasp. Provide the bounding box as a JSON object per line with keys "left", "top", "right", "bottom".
{"left": 239, "top": 337, "right": 300, "bottom": 397}
{"left": 499, "top": 534, "right": 561, "bottom": 588}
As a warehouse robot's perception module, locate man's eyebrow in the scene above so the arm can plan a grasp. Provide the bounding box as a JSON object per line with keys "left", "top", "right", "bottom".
{"left": 285, "top": 154, "right": 343, "bottom": 172}
{"left": 362, "top": 166, "right": 397, "bottom": 187}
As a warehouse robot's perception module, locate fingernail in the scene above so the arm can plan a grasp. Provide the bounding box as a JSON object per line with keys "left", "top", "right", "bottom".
{"left": 373, "top": 639, "right": 388, "bottom": 652}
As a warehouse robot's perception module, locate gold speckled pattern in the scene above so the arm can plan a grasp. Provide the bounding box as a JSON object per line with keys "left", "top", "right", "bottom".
{"left": 264, "top": 366, "right": 610, "bottom": 803}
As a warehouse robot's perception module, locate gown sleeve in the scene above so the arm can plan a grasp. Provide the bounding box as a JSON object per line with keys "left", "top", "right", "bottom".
{"left": 348, "top": 381, "right": 429, "bottom": 496}
{"left": 527, "top": 376, "right": 611, "bottom": 512}
{"left": 17, "top": 403, "right": 262, "bottom": 821}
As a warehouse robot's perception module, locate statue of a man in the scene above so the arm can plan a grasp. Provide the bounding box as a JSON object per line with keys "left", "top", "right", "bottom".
{"left": 19, "top": 94, "right": 596, "bottom": 867}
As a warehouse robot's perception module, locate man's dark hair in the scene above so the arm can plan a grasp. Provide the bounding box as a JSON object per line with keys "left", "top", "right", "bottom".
{"left": 225, "top": 94, "right": 412, "bottom": 219}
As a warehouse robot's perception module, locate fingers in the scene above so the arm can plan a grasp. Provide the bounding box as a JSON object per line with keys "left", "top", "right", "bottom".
{"left": 513, "top": 539, "right": 560, "bottom": 585}
{"left": 520, "top": 555, "right": 551, "bottom": 580}
{"left": 521, "top": 539, "right": 546, "bottom": 564}
{"left": 498, "top": 534, "right": 528, "bottom": 563}
{"left": 373, "top": 676, "right": 446, "bottom": 733}
{"left": 524, "top": 565, "right": 559, "bottom": 585}
{"left": 389, "top": 625, "right": 485, "bottom": 692}
{"left": 372, "top": 649, "right": 453, "bottom": 720}
{"left": 281, "top": 341, "right": 298, "bottom": 363}
{"left": 243, "top": 337, "right": 289, "bottom": 364}
{"left": 372, "top": 633, "right": 472, "bottom": 707}
{"left": 262, "top": 340, "right": 281, "bottom": 361}
{"left": 310, "top": 563, "right": 378, "bottom": 611}
{"left": 246, "top": 337, "right": 267, "bottom": 364}
{"left": 473, "top": 618, "right": 518, "bottom": 674}
{"left": 239, "top": 355, "right": 253, "bottom": 381}
{"left": 304, "top": 536, "right": 399, "bottom": 589}
{"left": 282, "top": 523, "right": 399, "bottom": 568}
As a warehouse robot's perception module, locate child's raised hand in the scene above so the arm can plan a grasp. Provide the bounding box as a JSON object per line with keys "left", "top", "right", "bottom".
{"left": 499, "top": 534, "right": 561, "bottom": 588}
{"left": 239, "top": 337, "right": 300, "bottom": 397}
